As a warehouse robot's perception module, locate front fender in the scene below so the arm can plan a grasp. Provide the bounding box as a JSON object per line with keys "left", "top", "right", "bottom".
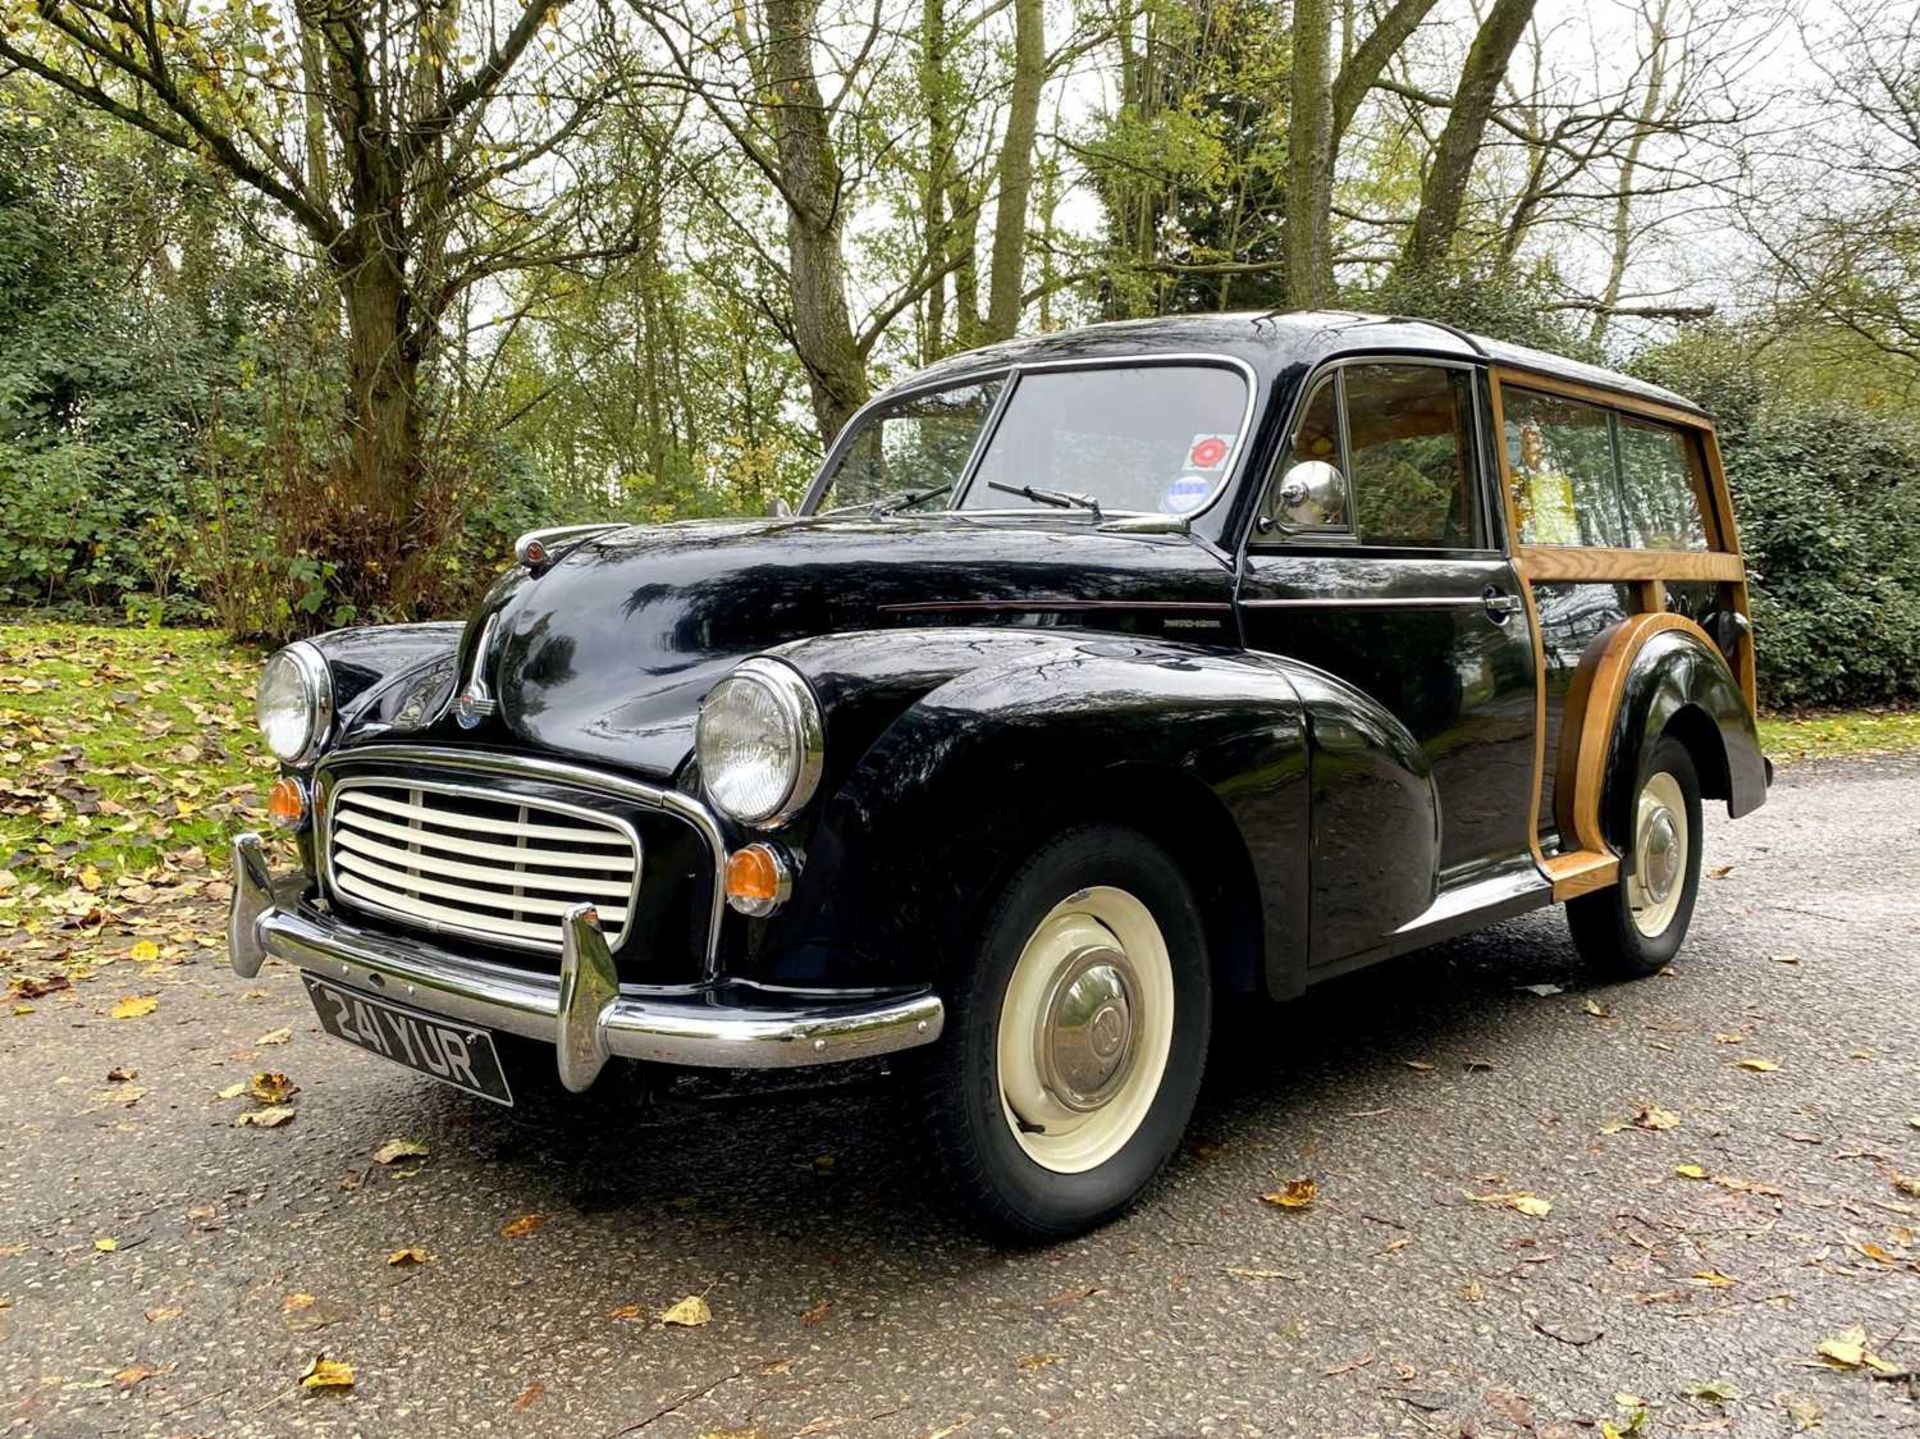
{"left": 1605, "top": 627, "right": 1768, "bottom": 841}
{"left": 756, "top": 634, "right": 1314, "bottom": 998}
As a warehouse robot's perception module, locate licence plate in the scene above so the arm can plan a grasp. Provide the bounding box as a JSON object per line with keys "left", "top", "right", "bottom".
{"left": 304, "top": 975, "right": 514, "bottom": 1106}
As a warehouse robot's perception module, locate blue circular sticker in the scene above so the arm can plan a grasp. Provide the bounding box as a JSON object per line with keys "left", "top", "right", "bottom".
{"left": 1160, "top": 473, "right": 1211, "bottom": 515}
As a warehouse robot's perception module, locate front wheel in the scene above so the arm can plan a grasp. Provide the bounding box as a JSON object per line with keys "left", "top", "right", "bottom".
{"left": 1567, "top": 734, "right": 1704, "bottom": 978}
{"left": 914, "top": 825, "right": 1211, "bottom": 1243}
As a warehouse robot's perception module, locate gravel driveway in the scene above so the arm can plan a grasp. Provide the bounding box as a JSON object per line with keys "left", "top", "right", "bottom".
{"left": 3, "top": 756, "right": 1916, "bottom": 1438}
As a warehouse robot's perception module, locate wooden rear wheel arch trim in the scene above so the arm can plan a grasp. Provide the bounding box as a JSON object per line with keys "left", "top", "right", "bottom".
{"left": 1555, "top": 612, "right": 1717, "bottom": 860}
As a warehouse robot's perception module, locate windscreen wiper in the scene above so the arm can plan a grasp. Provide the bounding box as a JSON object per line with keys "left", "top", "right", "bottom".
{"left": 986, "top": 480, "right": 1103, "bottom": 521}
{"left": 817, "top": 481, "right": 953, "bottom": 518}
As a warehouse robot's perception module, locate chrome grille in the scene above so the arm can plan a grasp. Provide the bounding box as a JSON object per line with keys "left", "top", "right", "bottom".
{"left": 324, "top": 779, "right": 641, "bottom": 953}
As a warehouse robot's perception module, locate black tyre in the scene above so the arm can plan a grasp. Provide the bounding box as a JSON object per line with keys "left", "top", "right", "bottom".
{"left": 914, "top": 825, "right": 1212, "bottom": 1243}
{"left": 1567, "top": 733, "right": 1704, "bottom": 978}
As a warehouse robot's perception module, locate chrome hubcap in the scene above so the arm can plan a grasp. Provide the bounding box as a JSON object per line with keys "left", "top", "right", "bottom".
{"left": 1039, "top": 947, "right": 1135, "bottom": 1111}
{"left": 1639, "top": 807, "right": 1680, "bottom": 902}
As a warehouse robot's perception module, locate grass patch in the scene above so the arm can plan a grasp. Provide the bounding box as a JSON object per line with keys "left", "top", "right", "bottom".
{"left": 1757, "top": 709, "right": 1920, "bottom": 764}
{"left": 0, "top": 622, "right": 275, "bottom": 967}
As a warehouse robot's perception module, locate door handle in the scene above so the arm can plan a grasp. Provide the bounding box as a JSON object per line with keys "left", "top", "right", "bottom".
{"left": 1483, "top": 586, "right": 1524, "bottom": 623}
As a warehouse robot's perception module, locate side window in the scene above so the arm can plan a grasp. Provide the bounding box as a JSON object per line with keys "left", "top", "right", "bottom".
{"left": 1504, "top": 388, "right": 1624, "bottom": 547}
{"left": 1617, "top": 417, "right": 1709, "bottom": 550}
{"left": 1342, "top": 364, "right": 1479, "bottom": 548}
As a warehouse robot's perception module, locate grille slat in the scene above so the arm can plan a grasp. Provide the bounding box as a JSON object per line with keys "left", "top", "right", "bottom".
{"left": 324, "top": 779, "right": 641, "bottom": 953}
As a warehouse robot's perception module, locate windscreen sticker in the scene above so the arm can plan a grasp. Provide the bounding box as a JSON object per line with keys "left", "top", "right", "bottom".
{"left": 1160, "top": 474, "right": 1213, "bottom": 515}
{"left": 1186, "top": 433, "right": 1234, "bottom": 470}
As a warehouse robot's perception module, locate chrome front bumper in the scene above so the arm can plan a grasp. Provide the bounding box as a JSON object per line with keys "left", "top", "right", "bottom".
{"left": 227, "top": 833, "right": 943, "bottom": 1089}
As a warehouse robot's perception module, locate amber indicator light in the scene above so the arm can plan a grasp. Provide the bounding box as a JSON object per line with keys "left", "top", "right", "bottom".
{"left": 267, "top": 776, "right": 310, "bottom": 831}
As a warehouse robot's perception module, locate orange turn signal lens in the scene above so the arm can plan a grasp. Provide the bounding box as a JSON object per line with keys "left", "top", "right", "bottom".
{"left": 725, "top": 843, "right": 794, "bottom": 916}
{"left": 268, "top": 775, "right": 310, "bottom": 831}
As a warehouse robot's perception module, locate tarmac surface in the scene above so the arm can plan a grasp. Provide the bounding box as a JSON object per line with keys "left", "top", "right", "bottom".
{"left": 2, "top": 756, "right": 1916, "bottom": 1438}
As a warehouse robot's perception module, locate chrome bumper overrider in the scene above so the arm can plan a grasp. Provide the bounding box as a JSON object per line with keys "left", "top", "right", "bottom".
{"left": 227, "top": 833, "right": 944, "bottom": 1088}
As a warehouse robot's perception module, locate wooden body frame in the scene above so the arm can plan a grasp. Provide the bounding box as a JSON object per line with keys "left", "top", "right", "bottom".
{"left": 1485, "top": 364, "right": 1753, "bottom": 899}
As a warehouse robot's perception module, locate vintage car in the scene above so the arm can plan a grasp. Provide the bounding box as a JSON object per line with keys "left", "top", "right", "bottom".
{"left": 229, "top": 311, "right": 1768, "bottom": 1240}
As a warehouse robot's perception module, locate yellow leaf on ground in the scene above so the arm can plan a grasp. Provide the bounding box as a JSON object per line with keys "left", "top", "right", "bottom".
{"left": 372, "top": 1138, "right": 428, "bottom": 1165}
{"left": 1675, "top": 1164, "right": 1710, "bottom": 1180}
{"left": 94, "top": 1237, "right": 117, "bottom": 1252}
{"left": 78, "top": 865, "right": 101, "bottom": 892}
{"left": 1631, "top": 1104, "right": 1680, "bottom": 1131}
{"left": 386, "top": 1248, "right": 431, "bottom": 1267}
{"left": 110, "top": 995, "right": 157, "bottom": 1020}
{"left": 115, "top": 1364, "right": 159, "bottom": 1387}
{"left": 500, "top": 1213, "right": 543, "bottom": 1239}
{"left": 1015, "top": 1352, "right": 1063, "bottom": 1370}
{"left": 1470, "top": 1191, "right": 1552, "bottom": 1217}
{"left": 215, "top": 1081, "right": 246, "bottom": 1100}
{"left": 300, "top": 1356, "right": 354, "bottom": 1390}
{"left": 1259, "top": 1178, "right": 1317, "bottom": 1210}
{"left": 97, "top": 1084, "right": 147, "bottom": 1107}
{"left": 1856, "top": 1241, "right": 1899, "bottom": 1265}
{"left": 1893, "top": 1174, "right": 1920, "bottom": 1199}
{"left": 145, "top": 1305, "right": 183, "bottom": 1323}
{"left": 128, "top": 940, "right": 159, "bottom": 963}
{"left": 236, "top": 1105, "right": 294, "bottom": 1128}
{"left": 1733, "top": 1057, "right": 1780, "bottom": 1073}
{"left": 660, "top": 1295, "right": 711, "bottom": 1327}
{"left": 607, "top": 1302, "right": 644, "bottom": 1320}
{"left": 256, "top": 1027, "right": 291, "bottom": 1046}
{"left": 1692, "top": 1269, "right": 1737, "bottom": 1286}
{"left": 247, "top": 1071, "right": 297, "bottom": 1105}
{"left": 1817, "top": 1328, "right": 1870, "bottom": 1368}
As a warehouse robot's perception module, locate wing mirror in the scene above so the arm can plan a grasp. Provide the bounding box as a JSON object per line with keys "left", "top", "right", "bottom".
{"left": 1273, "top": 460, "right": 1348, "bottom": 529}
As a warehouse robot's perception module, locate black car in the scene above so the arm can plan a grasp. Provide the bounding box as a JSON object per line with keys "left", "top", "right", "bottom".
{"left": 230, "top": 310, "right": 1768, "bottom": 1240}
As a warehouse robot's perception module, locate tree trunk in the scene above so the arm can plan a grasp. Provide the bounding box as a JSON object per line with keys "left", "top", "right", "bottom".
{"left": 333, "top": 232, "right": 423, "bottom": 551}
{"left": 1286, "top": 0, "right": 1338, "bottom": 308}
{"left": 920, "top": 0, "right": 950, "bottom": 361}
{"left": 763, "top": 0, "right": 869, "bottom": 445}
{"left": 983, "top": 0, "right": 1044, "bottom": 341}
{"left": 1400, "top": 0, "right": 1538, "bottom": 272}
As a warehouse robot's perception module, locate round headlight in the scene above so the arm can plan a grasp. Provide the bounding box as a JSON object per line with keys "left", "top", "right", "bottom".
{"left": 256, "top": 641, "right": 333, "bottom": 766}
{"left": 696, "top": 658, "right": 824, "bottom": 827}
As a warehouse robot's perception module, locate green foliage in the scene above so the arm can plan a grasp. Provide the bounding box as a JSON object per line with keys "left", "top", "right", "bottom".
{"left": 1358, "top": 262, "right": 1603, "bottom": 361}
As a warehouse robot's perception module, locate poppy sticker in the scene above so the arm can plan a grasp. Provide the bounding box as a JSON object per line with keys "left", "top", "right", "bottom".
{"left": 1187, "top": 434, "right": 1233, "bottom": 470}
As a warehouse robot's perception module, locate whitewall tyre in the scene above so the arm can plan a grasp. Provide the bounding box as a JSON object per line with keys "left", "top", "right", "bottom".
{"left": 916, "top": 825, "right": 1211, "bottom": 1243}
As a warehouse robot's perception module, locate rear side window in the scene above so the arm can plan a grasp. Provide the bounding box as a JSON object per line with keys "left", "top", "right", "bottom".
{"left": 1617, "top": 417, "right": 1709, "bottom": 550}
{"left": 1505, "top": 386, "right": 1708, "bottom": 550}
{"left": 1505, "top": 389, "right": 1624, "bottom": 547}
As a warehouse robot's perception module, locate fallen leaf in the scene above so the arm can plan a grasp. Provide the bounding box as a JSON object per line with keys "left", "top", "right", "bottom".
{"left": 1675, "top": 1163, "right": 1711, "bottom": 1180}
{"left": 1770, "top": 952, "right": 1801, "bottom": 964}
{"left": 78, "top": 864, "right": 101, "bottom": 891}
{"left": 106, "top": 1066, "right": 137, "bottom": 1082}
{"left": 110, "top": 995, "right": 157, "bottom": 1020}
{"left": 1534, "top": 1316, "right": 1603, "bottom": 1346}
{"left": 94, "top": 1237, "right": 117, "bottom": 1252}
{"left": 1893, "top": 1174, "right": 1920, "bottom": 1199}
{"left": 660, "top": 1294, "right": 712, "bottom": 1327}
{"left": 247, "top": 1071, "right": 297, "bottom": 1105}
{"left": 97, "top": 1084, "right": 147, "bottom": 1106}
{"left": 500, "top": 1213, "right": 543, "bottom": 1239}
{"left": 1855, "top": 1240, "right": 1899, "bottom": 1265}
{"left": 128, "top": 940, "right": 159, "bottom": 963}
{"left": 236, "top": 1105, "right": 294, "bottom": 1128}
{"left": 1015, "top": 1352, "right": 1063, "bottom": 1370}
{"left": 1631, "top": 1104, "right": 1680, "bottom": 1131}
{"left": 115, "top": 1364, "right": 159, "bottom": 1388}
{"left": 215, "top": 1081, "right": 247, "bottom": 1100}
{"left": 1404, "top": 1060, "right": 1435, "bottom": 1072}
{"left": 145, "top": 1305, "right": 184, "bottom": 1323}
{"left": 1733, "top": 1057, "right": 1780, "bottom": 1072}
{"left": 511, "top": 1380, "right": 546, "bottom": 1411}
{"left": 1714, "top": 1032, "right": 1746, "bottom": 1044}
{"left": 1584, "top": 998, "right": 1611, "bottom": 1018}
{"left": 607, "top": 1302, "right": 644, "bottom": 1320}
{"left": 386, "top": 1248, "right": 431, "bottom": 1267}
{"left": 1471, "top": 1191, "right": 1552, "bottom": 1218}
{"left": 1779, "top": 1393, "right": 1822, "bottom": 1431}
{"left": 1520, "top": 983, "right": 1563, "bottom": 997}
{"left": 1692, "top": 1269, "right": 1737, "bottom": 1287}
{"left": 1259, "top": 1178, "right": 1317, "bottom": 1210}
{"left": 256, "top": 1027, "right": 291, "bottom": 1046}
{"left": 800, "top": 1299, "right": 832, "bottom": 1324}
{"left": 1687, "top": 1380, "right": 1740, "bottom": 1404}
{"left": 300, "top": 1356, "right": 354, "bottom": 1391}
{"left": 372, "top": 1138, "right": 429, "bottom": 1165}
{"left": 1816, "top": 1328, "right": 1869, "bottom": 1368}
{"left": 1708, "top": 863, "right": 1733, "bottom": 878}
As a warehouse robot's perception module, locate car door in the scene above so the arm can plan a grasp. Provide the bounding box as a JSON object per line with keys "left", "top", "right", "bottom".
{"left": 1236, "top": 358, "right": 1539, "bottom": 961}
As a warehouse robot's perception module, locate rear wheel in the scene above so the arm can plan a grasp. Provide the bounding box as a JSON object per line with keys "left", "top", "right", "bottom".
{"left": 915, "top": 825, "right": 1211, "bottom": 1243}
{"left": 1568, "top": 734, "right": 1703, "bottom": 978}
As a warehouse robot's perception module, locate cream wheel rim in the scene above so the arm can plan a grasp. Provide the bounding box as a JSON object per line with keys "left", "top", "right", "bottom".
{"left": 1628, "top": 770, "right": 1688, "bottom": 937}
{"left": 997, "top": 885, "right": 1174, "bottom": 1174}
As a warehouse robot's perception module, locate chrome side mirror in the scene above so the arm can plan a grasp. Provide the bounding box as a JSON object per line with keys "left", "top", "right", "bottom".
{"left": 768, "top": 496, "right": 794, "bottom": 518}
{"left": 1274, "top": 460, "right": 1348, "bottom": 528}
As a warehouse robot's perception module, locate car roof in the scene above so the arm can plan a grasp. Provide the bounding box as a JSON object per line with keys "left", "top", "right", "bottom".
{"left": 885, "top": 310, "right": 1706, "bottom": 419}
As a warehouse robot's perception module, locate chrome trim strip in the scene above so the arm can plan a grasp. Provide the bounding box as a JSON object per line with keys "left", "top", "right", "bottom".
{"left": 226, "top": 838, "right": 944, "bottom": 1075}
{"left": 316, "top": 746, "right": 730, "bottom": 975}
{"left": 1239, "top": 595, "right": 1487, "bottom": 611}
{"left": 320, "top": 773, "right": 643, "bottom": 955}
